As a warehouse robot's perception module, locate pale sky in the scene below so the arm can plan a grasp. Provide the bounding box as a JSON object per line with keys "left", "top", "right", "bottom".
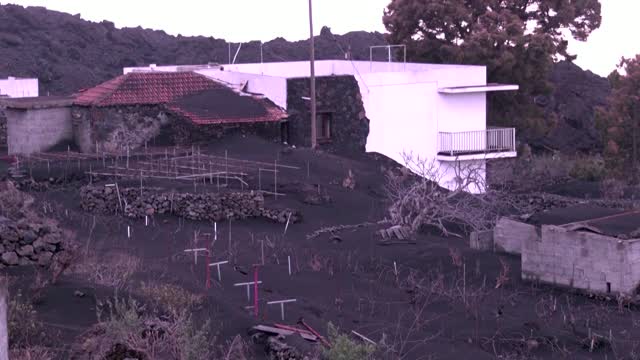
{"left": 4, "top": 0, "right": 640, "bottom": 77}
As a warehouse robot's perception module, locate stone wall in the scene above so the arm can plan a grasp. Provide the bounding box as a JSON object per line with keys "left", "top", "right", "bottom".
{"left": 6, "top": 106, "right": 73, "bottom": 154}
{"left": 287, "top": 75, "right": 369, "bottom": 154}
{"left": 170, "top": 119, "right": 281, "bottom": 146}
{"left": 522, "top": 225, "right": 640, "bottom": 295}
{"left": 0, "top": 216, "right": 70, "bottom": 267}
{"left": 71, "top": 105, "right": 174, "bottom": 153}
{"left": 80, "top": 185, "right": 300, "bottom": 223}
{"left": 72, "top": 105, "right": 283, "bottom": 153}
{"left": 0, "top": 108, "right": 6, "bottom": 148}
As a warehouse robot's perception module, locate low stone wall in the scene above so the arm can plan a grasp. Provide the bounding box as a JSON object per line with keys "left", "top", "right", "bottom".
{"left": 80, "top": 185, "right": 300, "bottom": 224}
{"left": 0, "top": 216, "right": 70, "bottom": 267}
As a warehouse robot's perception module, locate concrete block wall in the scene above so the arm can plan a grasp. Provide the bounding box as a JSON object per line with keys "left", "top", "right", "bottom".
{"left": 7, "top": 107, "right": 73, "bottom": 154}
{"left": 470, "top": 229, "right": 494, "bottom": 250}
{"left": 627, "top": 240, "right": 640, "bottom": 294}
{"left": 522, "top": 225, "right": 635, "bottom": 295}
{"left": 493, "top": 217, "right": 538, "bottom": 255}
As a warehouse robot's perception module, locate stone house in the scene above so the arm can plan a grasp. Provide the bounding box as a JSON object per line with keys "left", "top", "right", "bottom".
{"left": 122, "top": 64, "right": 370, "bottom": 155}
{"left": 72, "top": 72, "right": 287, "bottom": 153}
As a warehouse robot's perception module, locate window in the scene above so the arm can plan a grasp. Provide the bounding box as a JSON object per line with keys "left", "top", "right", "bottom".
{"left": 316, "top": 112, "right": 332, "bottom": 141}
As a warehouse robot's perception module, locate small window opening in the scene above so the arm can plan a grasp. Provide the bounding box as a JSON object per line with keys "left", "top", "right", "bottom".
{"left": 606, "top": 282, "right": 611, "bottom": 294}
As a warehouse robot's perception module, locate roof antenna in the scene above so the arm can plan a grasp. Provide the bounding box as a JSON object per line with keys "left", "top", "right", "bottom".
{"left": 232, "top": 43, "right": 243, "bottom": 64}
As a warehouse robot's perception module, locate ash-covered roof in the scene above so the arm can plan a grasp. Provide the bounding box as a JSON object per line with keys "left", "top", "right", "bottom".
{"left": 167, "top": 88, "right": 286, "bottom": 125}
{"left": 73, "top": 72, "right": 286, "bottom": 124}
{"left": 530, "top": 204, "right": 640, "bottom": 238}
{"left": 1, "top": 96, "right": 74, "bottom": 109}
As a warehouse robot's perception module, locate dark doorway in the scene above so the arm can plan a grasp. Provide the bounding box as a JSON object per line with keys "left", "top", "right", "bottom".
{"left": 280, "top": 121, "right": 290, "bottom": 144}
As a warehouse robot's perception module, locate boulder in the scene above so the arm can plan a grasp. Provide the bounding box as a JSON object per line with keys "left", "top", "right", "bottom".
{"left": 2, "top": 251, "right": 19, "bottom": 265}
{"left": 17, "top": 245, "right": 34, "bottom": 257}
{"left": 37, "top": 251, "right": 54, "bottom": 266}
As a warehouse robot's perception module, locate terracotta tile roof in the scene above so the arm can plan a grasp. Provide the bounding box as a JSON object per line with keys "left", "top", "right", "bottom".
{"left": 74, "top": 72, "right": 220, "bottom": 107}
{"left": 73, "top": 72, "right": 287, "bottom": 125}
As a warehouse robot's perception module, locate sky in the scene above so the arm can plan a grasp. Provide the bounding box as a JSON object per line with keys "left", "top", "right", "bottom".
{"left": 5, "top": 0, "right": 640, "bottom": 77}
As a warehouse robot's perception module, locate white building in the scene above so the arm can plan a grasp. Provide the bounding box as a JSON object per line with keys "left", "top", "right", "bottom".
{"left": 124, "top": 61, "right": 518, "bottom": 193}
{"left": 0, "top": 77, "right": 39, "bottom": 98}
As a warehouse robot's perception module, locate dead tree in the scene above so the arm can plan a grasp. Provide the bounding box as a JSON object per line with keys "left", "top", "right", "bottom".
{"left": 385, "top": 152, "right": 518, "bottom": 237}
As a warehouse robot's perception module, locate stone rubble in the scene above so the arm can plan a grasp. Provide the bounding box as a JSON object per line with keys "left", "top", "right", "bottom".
{"left": 80, "top": 185, "right": 301, "bottom": 224}
{"left": 0, "top": 216, "right": 71, "bottom": 267}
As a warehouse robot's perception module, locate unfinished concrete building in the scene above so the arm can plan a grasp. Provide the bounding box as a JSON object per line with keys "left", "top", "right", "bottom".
{"left": 2, "top": 96, "right": 75, "bottom": 154}
{"left": 476, "top": 205, "right": 640, "bottom": 296}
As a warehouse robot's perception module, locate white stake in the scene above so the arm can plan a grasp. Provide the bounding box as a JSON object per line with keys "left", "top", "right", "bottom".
{"left": 214, "top": 222, "right": 217, "bottom": 241}
{"left": 393, "top": 261, "right": 398, "bottom": 277}
{"left": 288, "top": 255, "right": 292, "bottom": 276}
{"left": 267, "top": 299, "right": 297, "bottom": 321}
{"left": 209, "top": 260, "right": 229, "bottom": 282}
{"left": 283, "top": 212, "right": 291, "bottom": 235}
{"left": 234, "top": 281, "right": 262, "bottom": 301}
{"left": 184, "top": 248, "right": 208, "bottom": 265}
{"left": 127, "top": 226, "right": 130, "bottom": 238}
{"left": 145, "top": 216, "right": 149, "bottom": 226}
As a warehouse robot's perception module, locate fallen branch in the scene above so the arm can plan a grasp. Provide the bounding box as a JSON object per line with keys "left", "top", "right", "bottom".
{"left": 306, "top": 220, "right": 390, "bottom": 240}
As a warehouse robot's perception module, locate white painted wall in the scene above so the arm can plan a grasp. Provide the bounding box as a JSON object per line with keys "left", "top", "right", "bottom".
{"left": 364, "top": 81, "right": 438, "bottom": 165}
{"left": 219, "top": 60, "right": 482, "bottom": 78}
{"left": 437, "top": 93, "right": 487, "bottom": 133}
{"left": 0, "top": 78, "right": 38, "bottom": 98}
{"left": 196, "top": 69, "right": 288, "bottom": 109}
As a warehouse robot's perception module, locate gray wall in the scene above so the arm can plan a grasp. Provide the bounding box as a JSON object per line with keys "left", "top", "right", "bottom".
{"left": 0, "top": 108, "right": 6, "bottom": 148}
{"left": 7, "top": 107, "right": 73, "bottom": 154}
{"left": 522, "top": 225, "right": 640, "bottom": 295}
{"left": 493, "top": 217, "right": 538, "bottom": 255}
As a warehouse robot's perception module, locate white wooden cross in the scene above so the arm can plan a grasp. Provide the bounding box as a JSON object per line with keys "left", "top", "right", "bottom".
{"left": 234, "top": 281, "right": 262, "bottom": 301}
{"left": 184, "top": 248, "right": 209, "bottom": 265}
{"left": 267, "top": 299, "right": 297, "bottom": 321}
{"left": 209, "top": 260, "right": 229, "bottom": 281}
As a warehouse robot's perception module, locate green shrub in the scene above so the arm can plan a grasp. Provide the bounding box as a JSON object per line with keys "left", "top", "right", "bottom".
{"left": 138, "top": 281, "right": 204, "bottom": 315}
{"left": 569, "top": 156, "right": 606, "bottom": 181}
{"left": 322, "top": 323, "right": 375, "bottom": 360}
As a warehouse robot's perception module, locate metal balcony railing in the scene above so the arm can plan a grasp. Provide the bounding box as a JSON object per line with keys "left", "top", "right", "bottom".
{"left": 437, "top": 128, "right": 516, "bottom": 156}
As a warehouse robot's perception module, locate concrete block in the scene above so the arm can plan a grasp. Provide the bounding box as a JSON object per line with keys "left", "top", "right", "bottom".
{"left": 494, "top": 218, "right": 538, "bottom": 255}
{"left": 470, "top": 229, "right": 494, "bottom": 251}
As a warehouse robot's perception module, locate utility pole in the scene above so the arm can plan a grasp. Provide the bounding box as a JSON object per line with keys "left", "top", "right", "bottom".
{"left": 308, "top": 0, "right": 317, "bottom": 149}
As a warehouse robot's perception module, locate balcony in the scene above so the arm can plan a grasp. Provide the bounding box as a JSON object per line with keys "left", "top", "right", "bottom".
{"left": 437, "top": 128, "right": 517, "bottom": 161}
